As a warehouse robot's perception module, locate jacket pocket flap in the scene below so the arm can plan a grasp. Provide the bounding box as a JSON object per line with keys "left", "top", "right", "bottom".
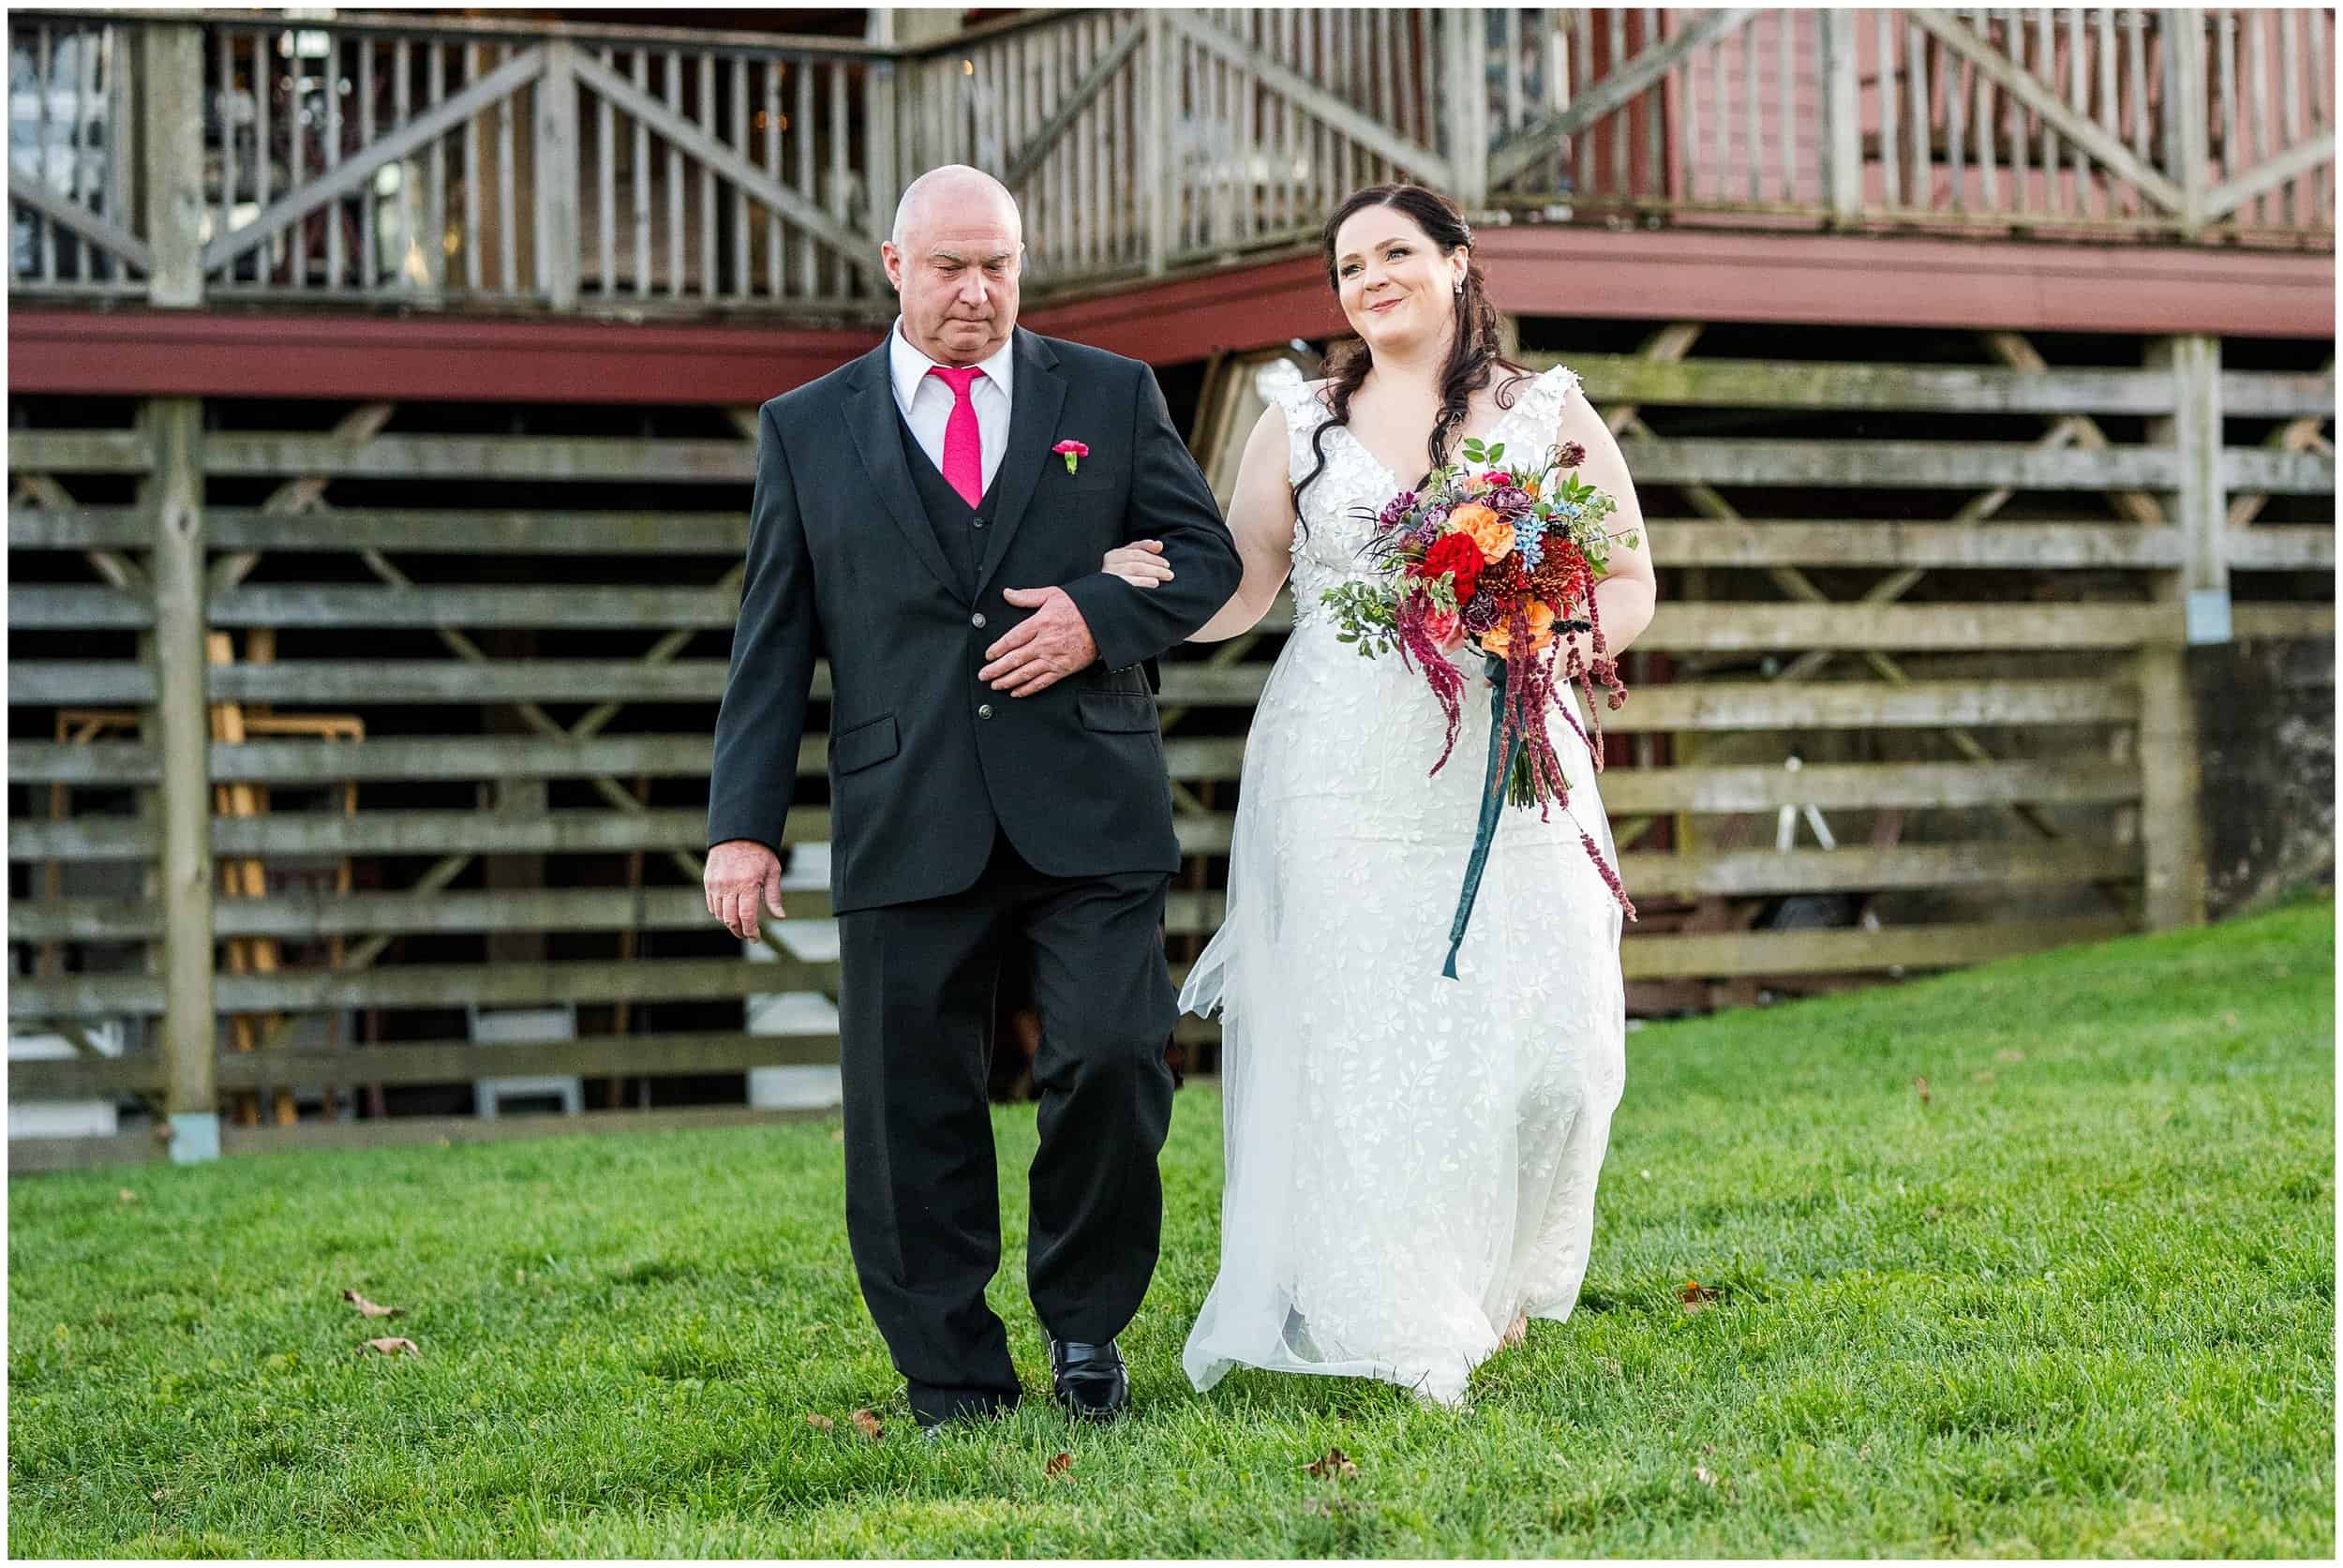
{"left": 1077, "top": 690, "right": 1159, "bottom": 734}
{"left": 831, "top": 713, "right": 899, "bottom": 774}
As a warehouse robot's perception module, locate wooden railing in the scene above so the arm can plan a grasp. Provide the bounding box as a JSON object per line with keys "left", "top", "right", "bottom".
{"left": 7, "top": 336, "right": 2333, "bottom": 1165}
{"left": 9, "top": 7, "right": 2333, "bottom": 312}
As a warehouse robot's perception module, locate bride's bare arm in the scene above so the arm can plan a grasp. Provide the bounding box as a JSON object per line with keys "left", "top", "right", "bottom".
{"left": 1559, "top": 392, "right": 1658, "bottom": 659}
{"left": 1102, "top": 403, "right": 1298, "bottom": 643}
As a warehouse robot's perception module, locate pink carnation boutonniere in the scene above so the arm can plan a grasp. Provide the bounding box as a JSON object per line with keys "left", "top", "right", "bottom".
{"left": 1052, "top": 439, "right": 1089, "bottom": 476}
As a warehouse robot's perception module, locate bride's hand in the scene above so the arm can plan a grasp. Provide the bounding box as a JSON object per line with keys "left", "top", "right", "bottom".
{"left": 1103, "top": 538, "right": 1173, "bottom": 590}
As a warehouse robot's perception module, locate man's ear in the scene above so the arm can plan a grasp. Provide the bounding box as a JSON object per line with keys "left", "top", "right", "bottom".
{"left": 880, "top": 241, "right": 903, "bottom": 291}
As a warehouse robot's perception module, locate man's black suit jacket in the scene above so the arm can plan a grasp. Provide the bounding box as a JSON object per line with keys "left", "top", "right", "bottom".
{"left": 707, "top": 326, "right": 1244, "bottom": 914}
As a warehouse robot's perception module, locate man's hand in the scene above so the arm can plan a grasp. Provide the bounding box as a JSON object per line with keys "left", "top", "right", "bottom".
{"left": 705, "top": 838, "right": 786, "bottom": 941}
{"left": 981, "top": 586, "right": 1099, "bottom": 696}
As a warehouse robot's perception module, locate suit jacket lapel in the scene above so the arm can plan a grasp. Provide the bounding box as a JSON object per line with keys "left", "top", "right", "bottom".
{"left": 973, "top": 328, "right": 1067, "bottom": 596}
{"left": 842, "top": 341, "right": 962, "bottom": 599}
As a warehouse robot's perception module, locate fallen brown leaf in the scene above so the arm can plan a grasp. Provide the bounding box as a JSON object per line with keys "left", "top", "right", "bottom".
{"left": 342, "top": 1290, "right": 402, "bottom": 1319}
{"left": 1694, "top": 1465, "right": 1717, "bottom": 1487}
{"left": 1680, "top": 1279, "right": 1720, "bottom": 1311}
{"left": 2223, "top": 1010, "right": 2241, "bottom": 1030}
{"left": 1913, "top": 1076, "right": 1931, "bottom": 1105}
{"left": 1045, "top": 1451, "right": 1073, "bottom": 1479}
{"left": 1972, "top": 1069, "right": 1995, "bottom": 1085}
{"left": 803, "top": 1413, "right": 835, "bottom": 1433}
{"left": 361, "top": 1337, "right": 418, "bottom": 1357}
{"left": 1304, "top": 1446, "right": 1359, "bottom": 1480}
{"left": 117, "top": 1188, "right": 138, "bottom": 1203}
{"left": 850, "top": 1408, "right": 884, "bottom": 1441}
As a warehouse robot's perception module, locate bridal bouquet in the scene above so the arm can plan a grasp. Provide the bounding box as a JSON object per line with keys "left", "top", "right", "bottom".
{"left": 1320, "top": 435, "right": 1639, "bottom": 975}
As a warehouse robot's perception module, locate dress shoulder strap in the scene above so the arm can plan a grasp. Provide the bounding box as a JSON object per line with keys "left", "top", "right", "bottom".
{"left": 1252, "top": 358, "right": 1332, "bottom": 486}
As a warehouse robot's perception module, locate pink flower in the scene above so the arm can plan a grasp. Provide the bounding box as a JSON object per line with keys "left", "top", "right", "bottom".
{"left": 1422, "top": 604, "right": 1462, "bottom": 649}
{"left": 1052, "top": 439, "right": 1090, "bottom": 475}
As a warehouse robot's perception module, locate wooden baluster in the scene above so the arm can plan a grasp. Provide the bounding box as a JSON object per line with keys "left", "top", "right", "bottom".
{"left": 425, "top": 41, "right": 444, "bottom": 293}
{"left": 1905, "top": 11, "right": 1929, "bottom": 208}
{"left": 2067, "top": 7, "right": 2088, "bottom": 220}
{"left": 1945, "top": 17, "right": 1966, "bottom": 209}
{"left": 217, "top": 27, "right": 238, "bottom": 274}
{"left": 729, "top": 57, "right": 747, "bottom": 302}
{"left": 592, "top": 47, "right": 612, "bottom": 299}
{"left": 325, "top": 31, "right": 342, "bottom": 288}
{"left": 632, "top": 49, "right": 650, "bottom": 298}
{"left": 694, "top": 52, "right": 713, "bottom": 299}
{"left": 2096, "top": 7, "right": 2120, "bottom": 221}
{"left": 360, "top": 37, "right": 377, "bottom": 288}
{"left": 794, "top": 54, "right": 813, "bottom": 295}
{"left": 464, "top": 42, "right": 483, "bottom": 291}
{"left": 1878, "top": 9, "right": 1901, "bottom": 209}
{"left": 765, "top": 59, "right": 781, "bottom": 301}
{"left": 828, "top": 59, "right": 848, "bottom": 293}
{"left": 1969, "top": 11, "right": 1997, "bottom": 212}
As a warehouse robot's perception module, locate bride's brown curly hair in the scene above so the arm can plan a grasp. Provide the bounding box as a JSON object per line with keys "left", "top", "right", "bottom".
{"left": 1292, "top": 184, "right": 1532, "bottom": 515}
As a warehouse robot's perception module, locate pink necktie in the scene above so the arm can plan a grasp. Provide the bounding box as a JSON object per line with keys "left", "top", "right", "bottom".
{"left": 926, "top": 364, "right": 986, "bottom": 508}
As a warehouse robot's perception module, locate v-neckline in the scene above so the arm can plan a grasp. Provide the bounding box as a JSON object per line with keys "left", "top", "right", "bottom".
{"left": 1324, "top": 370, "right": 1550, "bottom": 495}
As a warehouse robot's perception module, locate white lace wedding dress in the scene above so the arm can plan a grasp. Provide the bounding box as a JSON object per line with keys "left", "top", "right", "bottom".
{"left": 1178, "top": 360, "right": 1628, "bottom": 1408}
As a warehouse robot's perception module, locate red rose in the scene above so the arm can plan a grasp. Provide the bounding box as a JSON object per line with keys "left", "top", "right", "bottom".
{"left": 1417, "top": 530, "right": 1484, "bottom": 602}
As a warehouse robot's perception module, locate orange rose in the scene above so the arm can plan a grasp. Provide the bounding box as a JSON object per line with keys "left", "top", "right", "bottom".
{"left": 1448, "top": 502, "right": 1515, "bottom": 565}
{"left": 1478, "top": 600, "right": 1556, "bottom": 657}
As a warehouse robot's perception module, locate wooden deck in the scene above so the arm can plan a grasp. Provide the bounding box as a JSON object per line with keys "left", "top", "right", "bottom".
{"left": 9, "top": 6, "right": 2336, "bottom": 318}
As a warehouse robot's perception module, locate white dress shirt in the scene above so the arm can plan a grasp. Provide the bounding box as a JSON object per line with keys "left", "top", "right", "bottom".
{"left": 887, "top": 317, "right": 1016, "bottom": 495}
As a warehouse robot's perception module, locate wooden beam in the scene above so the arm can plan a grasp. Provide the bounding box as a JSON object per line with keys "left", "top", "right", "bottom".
{"left": 1905, "top": 9, "right": 2188, "bottom": 214}
{"left": 199, "top": 432, "right": 758, "bottom": 482}
{"left": 1616, "top": 841, "right": 2142, "bottom": 899}
{"left": 2202, "top": 131, "right": 2340, "bottom": 223}
{"left": 1163, "top": 9, "right": 1455, "bottom": 190}
{"left": 1618, "top": 436, "right": 2186, "bottom": 491}
{"left": 1005, "top": 21, "right": 1144, "bottom": 189}
{"left": 1620, "top": 917, "right": 2132, "bottom": 978}
{"left": 9, "top": 955, "right": 833, "bottom": 1018}
{"left": 1598, "top": 759, "right": 2141, "bottom": 814}
{"left": 6, "top": 172, "right": 153, "bottom": 273}
{"left": 9, "top": 585, "right": 152, "bottom": 629}
{"left": 206, "top": 585, "right": 743, "bottom": 629}
{"left": 568, "top": 51, "right": 882, "bottom": 272}
{"left": 202, "top": 46, "right": 549, "bottom": 273}
{"left": 1527, "top": 351, "right": 2186, "bottom": 415}
{"left": 1488, "top": 9, "right": 1754, "bottom": 189}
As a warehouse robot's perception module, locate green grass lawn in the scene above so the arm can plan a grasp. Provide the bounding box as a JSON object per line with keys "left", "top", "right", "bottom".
{"left": 9, "top": 897, "right": 2334, "bottom": 1558}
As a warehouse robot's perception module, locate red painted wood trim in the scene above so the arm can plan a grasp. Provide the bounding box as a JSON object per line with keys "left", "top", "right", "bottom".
{"left": 9, "top": 232, "right": 2330, "bottom": 405}
{"left": 7, "top": 311, "right": 879, "bottom": 406}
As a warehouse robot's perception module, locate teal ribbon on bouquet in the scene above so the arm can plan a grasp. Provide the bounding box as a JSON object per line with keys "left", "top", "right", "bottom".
{"left": 1441, "top": 657, "right": 1523, "bottom": 981}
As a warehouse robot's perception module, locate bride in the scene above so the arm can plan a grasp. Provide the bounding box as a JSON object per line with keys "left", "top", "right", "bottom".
{"left": 1104, "top": 184, "right": 1657, "bottom": 1408}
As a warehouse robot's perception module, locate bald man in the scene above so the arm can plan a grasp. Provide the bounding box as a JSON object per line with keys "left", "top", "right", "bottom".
{"left": 706, "top": 167, "right": 1242, "bottom": 1429}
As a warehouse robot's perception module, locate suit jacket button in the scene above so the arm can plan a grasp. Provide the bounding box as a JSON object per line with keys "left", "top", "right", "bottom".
{"left": 977, "top": 703, "right": 994, "bottom": 720}
{"left": 971, "top": 612, "right": 987, "bottom": 629}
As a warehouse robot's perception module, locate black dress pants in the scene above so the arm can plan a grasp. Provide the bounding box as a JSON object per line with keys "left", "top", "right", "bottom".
{"left": 835, "top": 830, "right": 1176, "bottom": 1426}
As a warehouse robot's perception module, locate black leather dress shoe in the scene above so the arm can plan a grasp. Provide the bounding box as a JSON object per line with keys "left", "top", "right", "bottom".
{"left": 1046, "top": 1337, "right": 1131, "bottom": 1422}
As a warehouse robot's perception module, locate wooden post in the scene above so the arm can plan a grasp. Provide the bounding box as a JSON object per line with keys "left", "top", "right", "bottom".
{"left": 1145, "top": 10, "right": 1172, "bottom": 274}
{"left": 2168, "top": 8, "right": 2212, "bottom": 232}
{"left": 867, "top": 56, "right": 902, "bottom": 255}
{"left": 1820, "top": 7, "right": 1864, "bottom": 227}
{"left": 2138, "top": 334, "right": 2217, "bottom": 931}
{"left": 535, "top": 39, "right": 580, "bottom": 309}
{"left": 149, "top": 399, "right": 219, "bottom": 1157}
{"left": 1445, "top": 8, "right": 1490, "bottom": 208}
{"left": 2158, "top": 334, "right": 2229, "bottom": 643}
{"left": 139, "top": 22, "right": 205, "bottom": 307}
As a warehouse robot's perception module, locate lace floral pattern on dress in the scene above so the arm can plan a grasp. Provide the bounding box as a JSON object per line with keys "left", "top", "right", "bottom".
{"left": 1180, "top": 360, "right": 1627, "bottom": 1408}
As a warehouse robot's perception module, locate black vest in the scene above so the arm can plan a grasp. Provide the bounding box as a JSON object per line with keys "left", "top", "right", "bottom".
{"left": 895, "top": 411, "right": 993, "bottom": 596}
